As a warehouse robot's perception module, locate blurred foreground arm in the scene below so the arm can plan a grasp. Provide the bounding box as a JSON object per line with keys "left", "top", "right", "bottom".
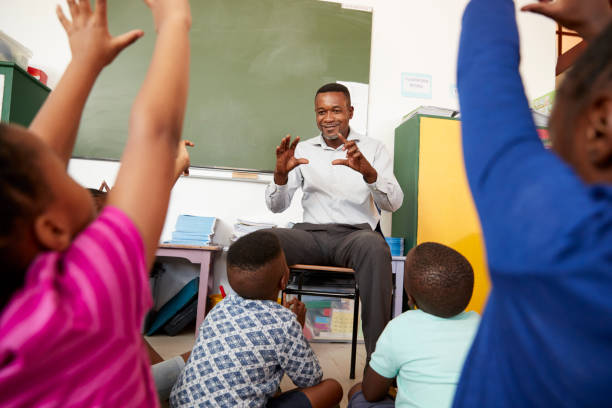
{"left": 108, "top": 0, "right": 191, "bottom": 270}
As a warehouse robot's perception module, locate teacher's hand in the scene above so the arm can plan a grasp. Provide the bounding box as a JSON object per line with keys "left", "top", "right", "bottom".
{"left": 332, "top": 133, "right": 377, "bottom": 184}
{"left": 274, "top": 134, "right": 309, "bottom": 185}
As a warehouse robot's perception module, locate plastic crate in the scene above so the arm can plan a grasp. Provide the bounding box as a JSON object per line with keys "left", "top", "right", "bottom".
{"left": 0, "top": 31, "right": 32, "bottom": 69}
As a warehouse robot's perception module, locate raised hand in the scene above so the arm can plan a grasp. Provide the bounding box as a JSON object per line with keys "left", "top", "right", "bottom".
{"left": 285, "top": 298, "right": 307, "bottom": 328}
{"left": 57, "top": 0, "right": 143, "bottom": 71}
{"left": 175, "top": 139, "right": 194, "bottom": 179}
{"left": 29, "top": 0, "right": 143, "bottom": 165}
{"left": 143, "top": 0, "right": 192, "bottom": 32}
{"left": 331, "top": 133, "right": 377, "bottom": 183}
{"left": 521, "top": 0, "right": 612, "bottom": 41}
{"left": 274, "top": 135, "right": 309, "bottom": 185}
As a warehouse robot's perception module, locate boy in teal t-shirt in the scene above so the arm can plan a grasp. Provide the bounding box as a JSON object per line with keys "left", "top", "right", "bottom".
{"left": 348, "top": 242, "right": 480, "bottom": 408}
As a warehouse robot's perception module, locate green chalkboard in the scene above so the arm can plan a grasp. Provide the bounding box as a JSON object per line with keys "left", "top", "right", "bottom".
{"left": 75, "top": 0, "right": 372, "bottom": 171}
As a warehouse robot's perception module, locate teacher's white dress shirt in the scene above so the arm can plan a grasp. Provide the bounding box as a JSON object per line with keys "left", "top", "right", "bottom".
{"left": 265, "top": 130, "right": 403, "bottom": 229}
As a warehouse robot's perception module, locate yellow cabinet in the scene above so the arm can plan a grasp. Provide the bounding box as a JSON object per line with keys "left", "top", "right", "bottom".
{"left": 392, "top": 112, "right": 490, "bottom": 314}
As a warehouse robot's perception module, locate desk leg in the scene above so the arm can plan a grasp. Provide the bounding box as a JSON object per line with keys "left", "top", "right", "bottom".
{"left": 393, "top": 262, "right": 404, "bottom": 318}
{"left": 196, "top": 252, "right": 214, "bottom": 336}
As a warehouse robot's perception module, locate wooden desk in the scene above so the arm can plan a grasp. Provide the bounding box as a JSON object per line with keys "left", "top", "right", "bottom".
{"left": 156, "top": 244, "right": 223, "bottom": 335}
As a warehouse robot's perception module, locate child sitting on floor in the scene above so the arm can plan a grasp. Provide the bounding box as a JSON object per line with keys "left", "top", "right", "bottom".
{"left": 170, "top": 230, "right": 343, "bottom": 408}
{"left": 0, "top": 0, "right": 192, "bottom": 406}
{"left": 348, "top": 242, "right": 480, "bottom": 408}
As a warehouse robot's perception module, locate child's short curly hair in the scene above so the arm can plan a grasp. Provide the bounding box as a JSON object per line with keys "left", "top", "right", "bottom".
{"left": 406, "top": 242, "right": 474, "bottom": 318}
{"left": 227, "top": 230, "right": 284, "bottom": 299}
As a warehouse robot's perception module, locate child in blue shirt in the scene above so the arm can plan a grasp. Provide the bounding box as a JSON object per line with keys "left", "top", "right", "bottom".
{"left": 348, "top": 242, "right": 480, "bottom": 408}
{"left": 453, "top": 0, "right": 612, "bottom": 406}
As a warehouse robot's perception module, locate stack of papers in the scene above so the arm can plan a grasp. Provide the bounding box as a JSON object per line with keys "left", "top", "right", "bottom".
{"left": 402, "top": 106, "right": 460, "bottom": 123}
{"left": 166, "top": 215, "right": 216, "bottom": 246}
{"left": 231, "top": 218, "right": 276, "bottom": 243}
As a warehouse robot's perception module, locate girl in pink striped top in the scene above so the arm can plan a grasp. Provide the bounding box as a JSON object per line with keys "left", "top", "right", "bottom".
{"left": 0, "top": 0, "right": 192, "bottom": 406}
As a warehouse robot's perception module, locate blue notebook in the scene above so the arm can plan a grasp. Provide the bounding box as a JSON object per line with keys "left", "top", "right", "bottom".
{"left": 175, "top": 215, "right": 216, "bottom": 234}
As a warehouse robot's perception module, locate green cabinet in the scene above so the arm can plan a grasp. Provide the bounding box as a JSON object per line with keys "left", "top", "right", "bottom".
{"left": 391, "top": 113, "right": 421, "bottom": 253}
{"left": 0, "top": 61, "right": 50, "bottom": 127}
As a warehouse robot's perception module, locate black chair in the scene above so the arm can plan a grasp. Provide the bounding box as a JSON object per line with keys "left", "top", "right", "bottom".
{"left": 282, "top": 264, "right": 359, "bottom": 379}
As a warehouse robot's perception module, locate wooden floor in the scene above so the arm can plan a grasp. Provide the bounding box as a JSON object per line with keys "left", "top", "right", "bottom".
{"left": 146, "top": 326, "right": 366, "bottom": 408}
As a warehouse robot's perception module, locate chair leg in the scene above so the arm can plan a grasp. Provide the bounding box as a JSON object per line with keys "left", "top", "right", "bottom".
{"left": 350, "top": 285, "right": 359, "bottom": 379}
{"left": 297, "top": 271, "right": 303, "bottom": 302}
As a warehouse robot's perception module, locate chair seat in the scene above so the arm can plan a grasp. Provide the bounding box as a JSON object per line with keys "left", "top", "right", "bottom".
{"left": 290, "top": 264, "right": 355, "bottom": 274}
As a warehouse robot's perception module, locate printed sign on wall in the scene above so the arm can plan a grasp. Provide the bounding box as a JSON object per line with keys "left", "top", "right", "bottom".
{"left": 401, "top": 73, "right": 432, "bottom": 99}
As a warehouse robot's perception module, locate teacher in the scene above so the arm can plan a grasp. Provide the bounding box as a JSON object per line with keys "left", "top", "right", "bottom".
{"left": 264, "top": 83, "right": 404, "bottom": 363}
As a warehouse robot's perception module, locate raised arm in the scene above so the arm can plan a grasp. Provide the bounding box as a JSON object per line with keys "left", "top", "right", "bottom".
{"left": 458, "top": 0, "right": 537, "bottom": 191}
{"left": 29, "top": 0, "right": 143, "bottom": 166}
{"left": 107, "top": 0, "right": 191, "bottom": 270}
{"left": 458, "top": 0, "right": 608, "bottom": 267}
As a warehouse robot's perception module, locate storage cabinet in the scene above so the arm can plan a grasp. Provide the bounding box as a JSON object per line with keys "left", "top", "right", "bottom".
{"left": 0, "top": 61, "right": 49, "bottom": 127}
{"left": 392, "top": 111, "right": 490, "bottom": 313}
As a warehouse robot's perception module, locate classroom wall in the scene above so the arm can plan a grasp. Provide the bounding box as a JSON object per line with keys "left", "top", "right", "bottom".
{"left": 317, "top": 0, "right": 556, "bottom": 233}
{"left": 1, "top": 0, "right": 555, "bottom": 294}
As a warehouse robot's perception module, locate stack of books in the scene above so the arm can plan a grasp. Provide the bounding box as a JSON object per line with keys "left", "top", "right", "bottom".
{"left": 231, "top": 218, "right": 276, "bottom": 243}
{"left": 385, "top": 237, "right": 405, "bottom": 257}
{"left": 166, "top": 215, "right": 216, "bottom": 246}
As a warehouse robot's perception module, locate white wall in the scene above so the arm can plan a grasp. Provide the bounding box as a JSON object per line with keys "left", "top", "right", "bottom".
{"left": 1, "top": 0, "right": 555, "bottom": 293}
{"left": 68, "top": 158, "right": 304, "bottom": 292}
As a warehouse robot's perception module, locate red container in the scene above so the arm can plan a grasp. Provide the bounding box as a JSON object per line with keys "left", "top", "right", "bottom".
{"left": 27, "top": 66, "right": 48, "bottom": 85}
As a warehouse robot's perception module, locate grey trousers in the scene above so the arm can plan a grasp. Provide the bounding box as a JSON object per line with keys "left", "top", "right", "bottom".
{"left": 267, "top": 223, "right": 392, "bottom": 358}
